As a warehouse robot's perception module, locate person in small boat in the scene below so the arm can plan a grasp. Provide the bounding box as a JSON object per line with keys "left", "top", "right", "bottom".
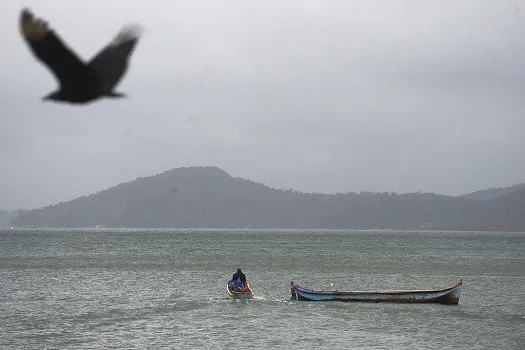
{"left": 231, "top": 268, "right": 247, "bottom": 291}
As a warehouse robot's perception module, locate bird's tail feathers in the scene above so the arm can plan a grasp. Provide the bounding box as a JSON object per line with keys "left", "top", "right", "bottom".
{"left": 105, "top": 91, "right": 127, "bottom": 98}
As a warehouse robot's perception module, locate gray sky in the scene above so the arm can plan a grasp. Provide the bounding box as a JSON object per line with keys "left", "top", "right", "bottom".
{"left": 1, "top": 0, "right": 525, "bottom": 210}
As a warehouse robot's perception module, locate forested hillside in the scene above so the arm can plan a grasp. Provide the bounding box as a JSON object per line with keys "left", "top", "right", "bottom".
{"left": 10, "top": 166, "right": 525, "bottom": 230}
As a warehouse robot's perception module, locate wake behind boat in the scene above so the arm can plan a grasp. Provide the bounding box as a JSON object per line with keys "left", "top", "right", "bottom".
{"left": 290, "top": 280, "right": 462, "bottom": 305}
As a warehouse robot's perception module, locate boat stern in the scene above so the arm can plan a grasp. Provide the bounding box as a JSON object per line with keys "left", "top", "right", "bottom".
{"left": 439, "top": 279, "right": 462, "bottom": 305}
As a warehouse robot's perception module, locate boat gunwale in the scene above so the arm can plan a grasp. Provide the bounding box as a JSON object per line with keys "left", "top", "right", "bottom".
{"left": 291, "top": 279, "right": 462, "bottom": 296}
{"left": 227, "top": 282, "right": 254, "bottom": 298}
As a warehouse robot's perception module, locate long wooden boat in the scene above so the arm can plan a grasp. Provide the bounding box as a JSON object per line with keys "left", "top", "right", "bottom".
{"left": 227, "top": 282, "right": 254, "bottom": 300}
{"left": 290, "top": 280, "right": 462, "bottom": 305}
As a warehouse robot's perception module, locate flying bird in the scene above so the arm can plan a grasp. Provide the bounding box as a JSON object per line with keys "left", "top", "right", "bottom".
{"left": 19, "top": 8, "right": 143, "bottom": 104}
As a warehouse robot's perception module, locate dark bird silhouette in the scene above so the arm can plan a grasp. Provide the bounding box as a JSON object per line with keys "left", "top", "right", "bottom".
{"left": 19, "top": 8, "right": 143, "bottom": 104}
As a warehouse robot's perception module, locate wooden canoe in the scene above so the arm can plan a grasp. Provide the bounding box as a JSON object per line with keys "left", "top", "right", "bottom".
{"left": 227, "top": 282, "right": 254, "bottom": 300}
{"left": 290, "top": 279, "right": 462, "bottom": 305}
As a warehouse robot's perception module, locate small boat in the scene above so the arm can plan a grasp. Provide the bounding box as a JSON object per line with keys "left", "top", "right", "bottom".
{"left": 290, "top": 279, "right": 462, "bottom": 305}
{"left": 227, "top": 282, "right": 254, "bottom": 300}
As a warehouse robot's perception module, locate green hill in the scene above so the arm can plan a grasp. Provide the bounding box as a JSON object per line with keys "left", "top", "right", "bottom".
{"left": 10, "top": 166, "right": 525, "bottom": 230}
{"left": 460, "top": 183, "right": 525, "bottom": 200}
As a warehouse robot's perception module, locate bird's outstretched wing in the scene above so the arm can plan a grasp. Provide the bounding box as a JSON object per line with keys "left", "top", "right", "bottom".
{"left": 88, "top": 25, "right": 143, "bottom": 92}
{"left": 19, "top": 8, "right": 95, "bottom": 91}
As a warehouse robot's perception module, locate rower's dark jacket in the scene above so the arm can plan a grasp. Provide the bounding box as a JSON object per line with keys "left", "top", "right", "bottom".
{"left": 232, "top": 271, "right": 246, "bottom": 283}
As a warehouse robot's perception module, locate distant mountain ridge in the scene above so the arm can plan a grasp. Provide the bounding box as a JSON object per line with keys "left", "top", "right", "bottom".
{"left": 460, "top": 183, "right": 525, "bottom": 200}
{"left": 9, "top": 166, "right": 525, "bottom": 230}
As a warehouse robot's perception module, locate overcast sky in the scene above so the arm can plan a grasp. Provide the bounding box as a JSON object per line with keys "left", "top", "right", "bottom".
{"left": 1, "top": 0, "right": 524, "bottom": 210}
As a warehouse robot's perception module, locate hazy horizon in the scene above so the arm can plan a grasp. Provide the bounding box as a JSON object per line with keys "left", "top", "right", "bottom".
{"left": 1, "top": 0, "right": 524, "bottom": 210}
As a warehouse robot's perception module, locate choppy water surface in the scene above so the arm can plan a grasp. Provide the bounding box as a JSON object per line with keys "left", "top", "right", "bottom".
{"left": 0, "top": 229, "right": 524, "bottom": 349}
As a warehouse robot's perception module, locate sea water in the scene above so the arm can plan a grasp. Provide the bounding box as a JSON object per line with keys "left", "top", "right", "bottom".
{"left": 0, "top": 229, "right": 524, "bottom": 349}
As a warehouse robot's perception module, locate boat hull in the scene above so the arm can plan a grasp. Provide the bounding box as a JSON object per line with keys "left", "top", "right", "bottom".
{"left": 290, "top": 280, "right": 462, "bottom": 305}
{"left": 227, "top": 283, "right": 254, "bottom": 300}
